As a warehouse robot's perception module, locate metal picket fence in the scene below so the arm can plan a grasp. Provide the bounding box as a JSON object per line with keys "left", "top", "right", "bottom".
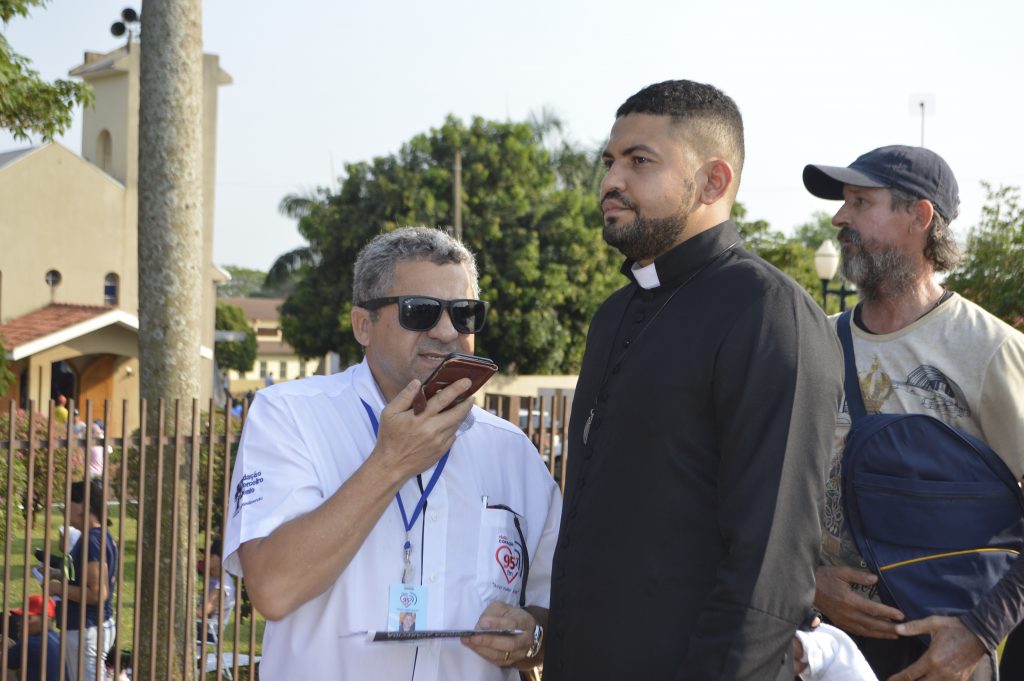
{"left": 1, "top": 393, "right": 570, "bottom": 681}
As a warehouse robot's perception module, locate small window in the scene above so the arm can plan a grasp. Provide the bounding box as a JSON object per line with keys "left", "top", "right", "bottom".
{"left": 97, "top": 129, "right": 113, "bottom": 173}
{"left": 104, "top": 273, "right": 119, "bottom": 306}
{"left": 279, "top": 361, "right": 288, "bottom": 379}
{"left": 259, "top": 361, "right": 268, "bottom": 377}
{"left": 257, "top": 327, "right": 278, "bottom": 337}
{"left": 45, "top": 269, "right": 62, "bottom": 302}
{"left": 299, "top": 361, "right": 307, "bottom": 378}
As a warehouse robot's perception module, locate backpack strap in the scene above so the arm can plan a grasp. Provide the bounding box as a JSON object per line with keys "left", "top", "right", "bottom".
{"left": 836, "top": 310, "right": 868, "bottom": 423}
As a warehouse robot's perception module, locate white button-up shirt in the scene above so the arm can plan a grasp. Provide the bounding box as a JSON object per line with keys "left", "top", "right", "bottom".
{"left": 224, "top": 360, "right": 561, "bottom": 681}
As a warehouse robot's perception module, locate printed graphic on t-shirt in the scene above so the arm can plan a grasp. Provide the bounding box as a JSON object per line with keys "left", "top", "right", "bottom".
{"left": 856, "top": 356, "right": 970, "bottom": 418}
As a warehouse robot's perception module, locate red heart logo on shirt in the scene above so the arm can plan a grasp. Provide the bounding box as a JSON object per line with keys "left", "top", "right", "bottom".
{"left": 495, "top": 545, "right": 522, "bottom": 584}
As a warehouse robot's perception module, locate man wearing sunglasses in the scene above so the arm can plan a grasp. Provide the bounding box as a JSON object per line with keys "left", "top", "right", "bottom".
{"left": 543, "top": 80, "right": 844, "bottom": 680}
{"left": 224, "top": 227, "right": 560, "bottom": 681}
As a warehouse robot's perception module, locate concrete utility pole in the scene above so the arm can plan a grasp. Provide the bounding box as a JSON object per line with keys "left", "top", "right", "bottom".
{"left": 453, "top": 147, "right": 463, "bottom": 240}
{"left": 136, "top": 0, "right": 203, "bottom": 678}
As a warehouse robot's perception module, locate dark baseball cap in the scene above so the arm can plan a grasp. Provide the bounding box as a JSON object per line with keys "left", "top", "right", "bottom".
{"left": 803, "top": 145, "right": 959, "bottom": 221}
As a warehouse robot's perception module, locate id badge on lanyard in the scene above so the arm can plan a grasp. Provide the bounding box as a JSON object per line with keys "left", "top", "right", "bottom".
{"left": 361, "top": 399, "right": 449, "bottom": 632}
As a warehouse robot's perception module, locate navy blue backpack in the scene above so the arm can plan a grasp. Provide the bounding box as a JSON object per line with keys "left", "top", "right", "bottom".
{"left": 837, "top": 311, "right": 1024, "bottom": 626}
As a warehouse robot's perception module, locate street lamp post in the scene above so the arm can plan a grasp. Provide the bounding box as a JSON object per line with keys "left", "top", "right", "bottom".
{"left": 814, "top": 240, "right": 858, "bottom": 311}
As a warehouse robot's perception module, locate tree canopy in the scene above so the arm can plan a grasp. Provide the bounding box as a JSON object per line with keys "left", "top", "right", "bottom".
{"left": 277, "top": 114, "right": 622, "bottom": 374}
{"left": 214, "top": 300, "right": 257, "bottom": 373}
{"left": 1, "top": 0, "right": 92, "bottom": 141}
{"left": 0, "top": 334, "right": 13, "bottom": 394}
{"left": 217, "top": 265, "right": 274, "bottom": 298}
{"left": 732, "top": 205, "right": 858, "bottom": 314}
{"left": 945, "top": 183, "right": 1024, "bottom": 330}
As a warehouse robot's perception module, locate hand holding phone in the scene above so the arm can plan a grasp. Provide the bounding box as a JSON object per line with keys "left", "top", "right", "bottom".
{"left": 413, "top": 353, "right": 498, "bottom": 415}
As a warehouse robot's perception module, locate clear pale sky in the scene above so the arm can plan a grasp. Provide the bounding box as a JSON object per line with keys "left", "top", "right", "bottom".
{"left": 3, "top": 0, "right": 1022, "bottom": 271}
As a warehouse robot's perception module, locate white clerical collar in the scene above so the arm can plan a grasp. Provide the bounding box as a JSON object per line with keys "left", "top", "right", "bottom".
{"left": 631, "top": 261, "right": 661, "bottom": 290}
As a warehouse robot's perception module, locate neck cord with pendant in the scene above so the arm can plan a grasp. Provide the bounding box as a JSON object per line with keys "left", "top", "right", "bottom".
{"left": 583, "top": 240, "right": 740, "bottom": 445}
{"left": 361, "top": 398, "right": 450, "bottom": 584}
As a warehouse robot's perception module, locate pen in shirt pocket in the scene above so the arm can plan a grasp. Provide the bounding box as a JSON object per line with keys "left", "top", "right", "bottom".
{"left": 482, "top": 497, "right": 522, "bottom": 516}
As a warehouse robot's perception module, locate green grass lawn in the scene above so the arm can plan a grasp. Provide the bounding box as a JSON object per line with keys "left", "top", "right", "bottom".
{"left": 3, "top": 509, "right": 264, "bottom": 677}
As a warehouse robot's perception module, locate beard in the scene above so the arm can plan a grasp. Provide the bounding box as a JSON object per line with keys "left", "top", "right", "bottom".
{"left": 601, "top": 182, "right": 695, "bottom": 262}
{"left": 839, "top": 228, "right": 917, "bottom": 302}
{"left": 603, "top": 213, "right": 687, "bottom": 262}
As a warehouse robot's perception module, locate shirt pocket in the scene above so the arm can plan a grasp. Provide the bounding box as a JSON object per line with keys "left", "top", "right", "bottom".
{"left": 476, "top": 506, "right": 528, "bottom": 605}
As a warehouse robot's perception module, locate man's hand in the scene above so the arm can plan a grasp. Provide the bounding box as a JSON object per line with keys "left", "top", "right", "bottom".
{"left": 792, "top": 614, "right": 821, "bottom": 676}
{"left": 372, "top": 377, "right": 475, "bottom": 481}
{"left": 239, "top": 375, "right": 476, "bottom": 621}
{"left": 887, "top": 616, "right": 986, "bottom": 681}
{"left": 793, "top": 635, "right": 808, "bottom": 676}
{"left": 815, "top": 565, "right": 904, "bottom": 639}
{"left": 461, "top": 601, "right": 541, "bottom": 670}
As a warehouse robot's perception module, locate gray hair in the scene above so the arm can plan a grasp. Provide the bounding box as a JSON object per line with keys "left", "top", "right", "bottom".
{"left": 353, "top": 227, "right": 480, "bottom": 308}
{"left": 889, "top": 188, "right": 960, "bottom": 272}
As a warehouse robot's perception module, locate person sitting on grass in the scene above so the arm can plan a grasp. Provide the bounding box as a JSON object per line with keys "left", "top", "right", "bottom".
{"left": 5, "top": 594, "right": 62, "bottom": 681}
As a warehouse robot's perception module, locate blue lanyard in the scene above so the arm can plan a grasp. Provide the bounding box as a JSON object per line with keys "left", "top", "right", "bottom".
{"left": 360, "top": 399, "right": 450, "bottom": 581}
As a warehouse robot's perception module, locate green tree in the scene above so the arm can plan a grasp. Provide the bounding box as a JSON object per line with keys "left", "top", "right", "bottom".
{"left": 0, "top": 333, "right": 13, "bottom": 395}
{"left": 217, "top": 265, "right": 270, "bottom": 298}
{"left": 278, "top": 114, "right": 621, "bottom": 374}
{"left": 732, "top": 202, "right": 824, "bottom": 304}
{"left": 794, "top": 210, "right": 858, "bottom": 313}
{"left": 215, "top": 301, "right": 257, "bottom": 373}
{"left": 731, "top": 204, "right": 854, "bottom": 314}
{"left": 1, "top": 0, "right": 93, "bottom": 141}
{"left": 795, "top": 211, "right": 837, "bottom": 249}
{"left": 945, "top": 183, "right": 1024, "bottom": 330}
{"left": 264, "top": 244, "right": 316, "bottom": 298}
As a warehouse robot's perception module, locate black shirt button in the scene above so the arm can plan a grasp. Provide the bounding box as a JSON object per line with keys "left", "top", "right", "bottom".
{"left": 598, "top": 391, "right": 608, "bottom": 402}
{"left": 611, "top": 363, "right": 620, "bottom": 375}
{"left": 622, "top": 338, "right": 632, "bottom": 348}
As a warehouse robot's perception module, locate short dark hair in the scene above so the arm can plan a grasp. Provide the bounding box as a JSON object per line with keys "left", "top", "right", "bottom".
{"left": 616, "top": 80, "right": 745, "bottom": 179}
{"left": 70, "top": 479, "right": 106, "bottom": 523}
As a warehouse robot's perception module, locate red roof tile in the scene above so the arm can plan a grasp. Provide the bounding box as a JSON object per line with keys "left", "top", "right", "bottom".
{"left": 0, "top": 304, "right": 112, "bottom": 350}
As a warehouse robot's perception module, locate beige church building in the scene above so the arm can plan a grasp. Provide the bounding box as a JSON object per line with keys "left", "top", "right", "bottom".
{"left": 0, "top": 44, "right": 231, "bottom": 432}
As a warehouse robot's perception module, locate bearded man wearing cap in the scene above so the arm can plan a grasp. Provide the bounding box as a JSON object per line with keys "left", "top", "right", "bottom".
{"left": 803, "top": 146, "right": 1024, "bottom": 681}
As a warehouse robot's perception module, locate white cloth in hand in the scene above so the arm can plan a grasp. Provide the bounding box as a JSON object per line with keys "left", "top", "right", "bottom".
{"left": 796, "top": 623, "right": 878, "bottom": 681}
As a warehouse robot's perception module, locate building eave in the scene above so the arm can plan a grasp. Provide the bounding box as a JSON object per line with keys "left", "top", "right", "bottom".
{"left": 11, "top": 309, "right": 140, "bottom": 361}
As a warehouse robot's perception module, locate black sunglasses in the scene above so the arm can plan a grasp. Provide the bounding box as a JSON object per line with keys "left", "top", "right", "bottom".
{"left": 357, "top": 295, "right": 489, "bottom": 334}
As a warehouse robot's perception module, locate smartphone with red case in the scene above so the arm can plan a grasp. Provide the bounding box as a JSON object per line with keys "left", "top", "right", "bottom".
{"left": 412, "top": 353, "right": 498, "bottom": 414}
